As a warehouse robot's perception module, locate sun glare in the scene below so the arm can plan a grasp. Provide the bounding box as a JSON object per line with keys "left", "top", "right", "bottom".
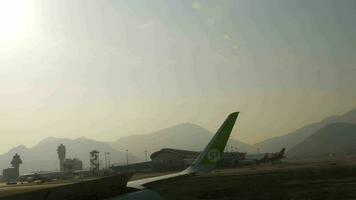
{"left": 0, "top": 0, "right": 33, "bottom": 43}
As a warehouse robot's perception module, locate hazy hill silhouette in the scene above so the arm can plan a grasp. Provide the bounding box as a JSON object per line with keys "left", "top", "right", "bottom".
{"left": 3, "top": 109, "right": 355, "bottom": 174}
{"left": 111, "top": 123, "right": 255, "bottom": 161}
{"left": 0, "top": 137, "right": 138, "bottom": 174}
{"left": 255, "top": 109, "right": 356, "bottom": 152}
{"left": 287, "top": 123, "right": 356, "bottom": 158}
{"left": 0, "top": 123, "right": 250, "bottom": 174}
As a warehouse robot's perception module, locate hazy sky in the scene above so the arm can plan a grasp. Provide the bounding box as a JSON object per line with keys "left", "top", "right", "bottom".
{"left": 0, "top": 0, "right": 355, "bottom": 153}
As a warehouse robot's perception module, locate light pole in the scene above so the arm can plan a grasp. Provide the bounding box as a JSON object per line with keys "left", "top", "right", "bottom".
{"left": 104, "top": 152, "right": 111, "bottom": 170}
{"left": 144, "top": 150, "right": 148, "bottom": 162}
{"left": 104, "top": 152, "right": 107, "bottom": 170}
{"left": 108, "top": 152, "right": 110, "bottom": 169}
{"left": 126, "top": 149, "right": 128, "bottom": 165}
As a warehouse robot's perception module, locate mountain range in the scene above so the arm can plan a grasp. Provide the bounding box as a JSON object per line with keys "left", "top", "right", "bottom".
{"left": 255, "top": 109, "right": 356, "bottom": 153}
{"left": 0, "top": 123, "right": 254, "bottom": 174}
{"left": 1, "top": 108, "right": 355, "bottom": 173}
{"left": 287, "top": 123, "right": 356, "bottom": 158}
{"left": 110, "top": 123, "right": 255, "bottom": 161}
{"left": 0, "top": 137, "right": 139, "bottom": 174}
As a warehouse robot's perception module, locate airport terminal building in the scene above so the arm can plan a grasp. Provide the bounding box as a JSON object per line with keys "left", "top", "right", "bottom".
{"left": 2, "top": 168, "right": 19, "bottom": 182}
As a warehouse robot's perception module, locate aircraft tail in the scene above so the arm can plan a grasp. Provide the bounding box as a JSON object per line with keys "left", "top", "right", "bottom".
{"left": 280, "top": 148, "right": 286, "bottom": 156}
{"left": 184, "top": 112, "right": 239, "bottom": 174}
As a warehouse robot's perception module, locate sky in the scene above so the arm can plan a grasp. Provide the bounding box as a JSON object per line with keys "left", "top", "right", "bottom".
{"left": 0, "top": 0, "right": 355, "bottom": 154}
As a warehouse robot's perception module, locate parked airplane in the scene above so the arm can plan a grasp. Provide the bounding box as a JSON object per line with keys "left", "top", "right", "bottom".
{"left": 17, "top": 171, "right": 65, "bottom": 183}
{"left": 263, "top": 148, "right": 286, "bottom": 163}
{"left": 242, "top": 148, "right": 286, "bottom": 165}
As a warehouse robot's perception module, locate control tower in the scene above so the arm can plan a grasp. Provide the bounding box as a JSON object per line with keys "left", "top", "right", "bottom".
{"left": 57, "top": 144, "right": 66, "bottom": 171}
{"left": 9, "top": 153, "right": 22, "bottom": 179}
{"left": 90, "top": 150, "right": 100, "bottom": 176}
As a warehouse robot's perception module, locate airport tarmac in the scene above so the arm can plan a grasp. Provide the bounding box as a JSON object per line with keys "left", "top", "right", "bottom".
{"left": 0, "top": 174, "right": 132, "bottom": 200}
{"left": 147, "top": 157, "right": 356, "bottom": 200}
{"left": 0, "top": 178, "right": 93, "bottom": 198}
{"left": 1, "top": 156, "right": 356, "bottom": 199}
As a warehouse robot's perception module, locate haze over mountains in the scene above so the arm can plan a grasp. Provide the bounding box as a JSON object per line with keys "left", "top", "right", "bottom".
{"left": 0, "top": 137, "right": 139, "bottom": 174}
{"left": 0, "top": 124, "right": 254, "bottom": 174}
{"left": 287, "top": 123, "right": 356, "bottom": 158}
{"left": 256, "top": 109, "right": 356, "bottom": 152}
{"left": 110, "top": 123, "right": 255, "bottom": 160}
{"left": 1, "top": 108, "right": 355, "bottom": 173}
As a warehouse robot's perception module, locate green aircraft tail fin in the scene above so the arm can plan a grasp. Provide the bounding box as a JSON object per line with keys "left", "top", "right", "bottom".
{"left": 186, "top": 112, "right": 239, "bottom": 173}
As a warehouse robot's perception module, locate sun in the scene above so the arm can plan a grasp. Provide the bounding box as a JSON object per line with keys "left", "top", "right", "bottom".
{"left": 0, "top": 0, "right": 34, "bottom": 43}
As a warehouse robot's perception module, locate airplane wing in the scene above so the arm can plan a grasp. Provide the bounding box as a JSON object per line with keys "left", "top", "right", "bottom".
{"left": 109, "top": 112, "right": 239, "bottom": 199}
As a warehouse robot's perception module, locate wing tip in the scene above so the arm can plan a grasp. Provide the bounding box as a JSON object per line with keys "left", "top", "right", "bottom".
{"left": 228, "top": 112, "right": 239, "bottom": 119}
